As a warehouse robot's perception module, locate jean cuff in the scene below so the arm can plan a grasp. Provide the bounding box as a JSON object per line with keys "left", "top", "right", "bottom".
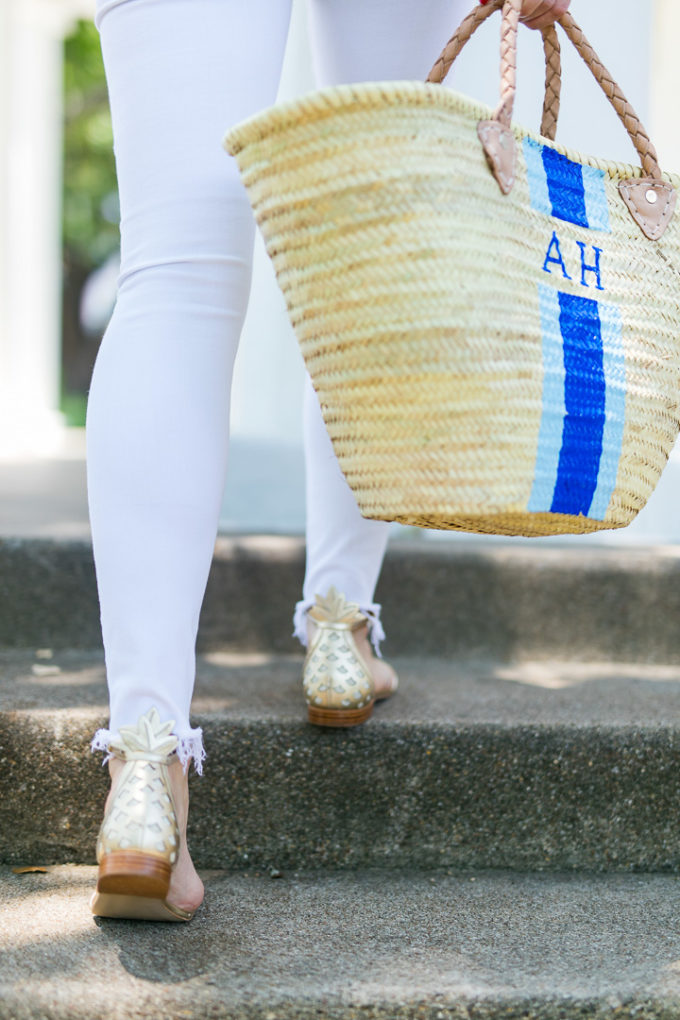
{"left": 292, "top": 598, "right": 385, "bottom": 657}
{"left": 90, "top": 724, "right": 206, "bottom": 775}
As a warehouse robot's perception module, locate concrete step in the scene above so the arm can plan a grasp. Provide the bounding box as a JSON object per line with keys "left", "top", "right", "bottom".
{"left": 3, "top": 864, "right": 680, "bottom": 1019}
{"left": 3, "top": 650, "right": 680, "bottom": 872}
{"left": 3, "top": 536, "right": 680, "bottom": 662}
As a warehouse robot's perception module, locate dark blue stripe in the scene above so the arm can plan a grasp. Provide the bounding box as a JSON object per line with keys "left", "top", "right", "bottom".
{"left": 550, "top": 292, "right": 606, "bottom": 517}
{"left": 542, "top": 146, "right": 589, "bottom": 228}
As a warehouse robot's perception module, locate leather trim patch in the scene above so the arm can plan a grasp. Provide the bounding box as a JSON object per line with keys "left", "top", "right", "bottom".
{"left": 477, "top": 120, "right": 516, "bottom": 195}
{"left": 618, "top": 178, "right": 676, "bottom": 241}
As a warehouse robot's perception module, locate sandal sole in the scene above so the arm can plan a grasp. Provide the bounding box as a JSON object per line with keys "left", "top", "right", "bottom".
{"left": 90, "top": 889, "right": 193, "bottom": 922}
{"left": 307, "top": 702, "right": 374, "bottom": 727}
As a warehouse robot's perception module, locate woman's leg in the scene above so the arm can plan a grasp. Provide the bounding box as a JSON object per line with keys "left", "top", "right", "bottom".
{"left": 89, "top": 0, "right": 293, "bottom": 764}
{"left": 88, "top": 0, "right": 293, "bottom": 908}
{"left": 296, "top": 0, "right": 470, "bottom": 661}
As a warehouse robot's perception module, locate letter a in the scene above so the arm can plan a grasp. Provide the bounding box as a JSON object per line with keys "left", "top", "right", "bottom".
{"left": 542, "top": 232, "right": 572, "bottom": 280}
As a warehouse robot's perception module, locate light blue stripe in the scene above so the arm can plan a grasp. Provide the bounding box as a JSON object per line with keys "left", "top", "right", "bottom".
{"left": 581, "top": 164, "right": 611, "bottom": 233}
{"left": 528, "top": 285, "right": 566, "bottom": 513}
{"left": 588, "top": 301, "right": 625, "bottom": 519}
{"left": 523, "top": 138, "right": 552, "bottom": 218}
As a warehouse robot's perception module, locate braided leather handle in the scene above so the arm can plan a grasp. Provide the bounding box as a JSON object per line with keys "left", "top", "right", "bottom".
{"left": 557, "top": 12, "right": 661, "bottom": 180}
{"left": 541, "top": 24, "right": 561, "bottom": 142}
{"left": 428, "top": 0, "right": 662, "bottom": 181}
{"left": 427, "top": 0, "right": 561, "bottom": 142}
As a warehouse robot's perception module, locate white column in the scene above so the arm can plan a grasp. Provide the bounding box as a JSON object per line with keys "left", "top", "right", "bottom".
{"left": 0, "top": 1, "right": 13, "bottom": 452}
{"left": 650, "top": 0, "right": 680, "bottom": 171}
{"left": 0, "top": 0, "right": 90, "bottom": 457}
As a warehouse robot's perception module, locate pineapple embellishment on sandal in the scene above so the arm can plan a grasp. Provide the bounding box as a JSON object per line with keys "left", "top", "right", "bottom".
{"left": 96, "top": 707, "right": 180, "bottom": 865}
{"left": 303, "top": 587, "right": 375, "bottom": 728}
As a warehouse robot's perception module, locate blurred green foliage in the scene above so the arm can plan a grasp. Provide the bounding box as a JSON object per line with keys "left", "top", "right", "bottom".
{"left": 62, "top": 19, "right": 118, "bottom": 424}
{"left": 60, "top": 392, "right": 89, "bottom": 428}
{"left": 63, "top": 19, "right": 118, "bottom": 266}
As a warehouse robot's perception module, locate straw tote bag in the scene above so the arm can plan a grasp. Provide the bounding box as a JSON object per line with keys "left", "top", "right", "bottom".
{"left": 224, "top": 0, "right": 680, "bottom": 537}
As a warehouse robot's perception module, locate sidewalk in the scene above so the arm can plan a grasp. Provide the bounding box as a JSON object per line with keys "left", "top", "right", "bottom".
{"left": 0, "top": 428, "right": 306, "bottom": 539}
{"left": 4, "top": 865, "right": 680, "bottom": 1020}
{"left": 3, "top": 426, "right": 680, "bottom": 544}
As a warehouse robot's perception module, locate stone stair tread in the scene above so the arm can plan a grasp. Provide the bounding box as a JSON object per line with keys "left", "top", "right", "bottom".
{"left": 4, "top": 536, "right": 680, "bottom": 663}
{"left": 3, "top": 649, "right": 680, "bottom": 873}
{"left": 2, "top": 864, "right": 680, "bottom": 1019}
{"left": 3, "top": 647, "right": 680, "bottom": 729}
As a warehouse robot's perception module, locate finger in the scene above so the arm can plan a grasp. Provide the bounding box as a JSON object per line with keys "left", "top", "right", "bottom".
{"left": 519, "top": 0, "right": 546, "bottom": 23}
{"left": 521, "top": 0, "right": 571, "bottom": 31}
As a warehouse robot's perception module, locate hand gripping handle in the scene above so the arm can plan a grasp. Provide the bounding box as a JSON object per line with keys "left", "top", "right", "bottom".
{"left": 426, "top": 0, "right": 561, "bottom": 142}
{"left": 426, "top": 0, "right": 675, "bottom": 238}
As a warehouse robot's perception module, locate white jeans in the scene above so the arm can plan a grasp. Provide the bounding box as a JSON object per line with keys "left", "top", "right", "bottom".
{"left": 88, "top": 0, "right": 468, "bottom": 769}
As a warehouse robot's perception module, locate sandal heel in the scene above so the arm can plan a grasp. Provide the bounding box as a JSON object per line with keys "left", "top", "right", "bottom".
{"left": 97, "top": 850, "right": 171, "bottom": 899}
{"left": 308, "top": 701, "right": 374, "bottom": 728}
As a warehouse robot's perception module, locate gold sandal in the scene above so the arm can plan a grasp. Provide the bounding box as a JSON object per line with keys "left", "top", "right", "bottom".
{"left": 303, "top": 587, "right": 398, "bottom": 728}
{"left": 90, "top": 707, "right": 194, "bottom": 922}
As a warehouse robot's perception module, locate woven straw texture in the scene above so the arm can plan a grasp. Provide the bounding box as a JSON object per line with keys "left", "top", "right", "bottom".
{"left": 225, "top": 81, "right": 680, "bottom": 536}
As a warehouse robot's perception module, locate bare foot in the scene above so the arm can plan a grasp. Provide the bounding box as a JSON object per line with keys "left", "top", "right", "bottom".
{"left": 352, "top": 623, "right": 399, "bottom": 700}
{"left": 106, "top": 757, "right": 204, "bottom": 914}
{"left": 306, "top": 619, "right": 398, "bottom": 700}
